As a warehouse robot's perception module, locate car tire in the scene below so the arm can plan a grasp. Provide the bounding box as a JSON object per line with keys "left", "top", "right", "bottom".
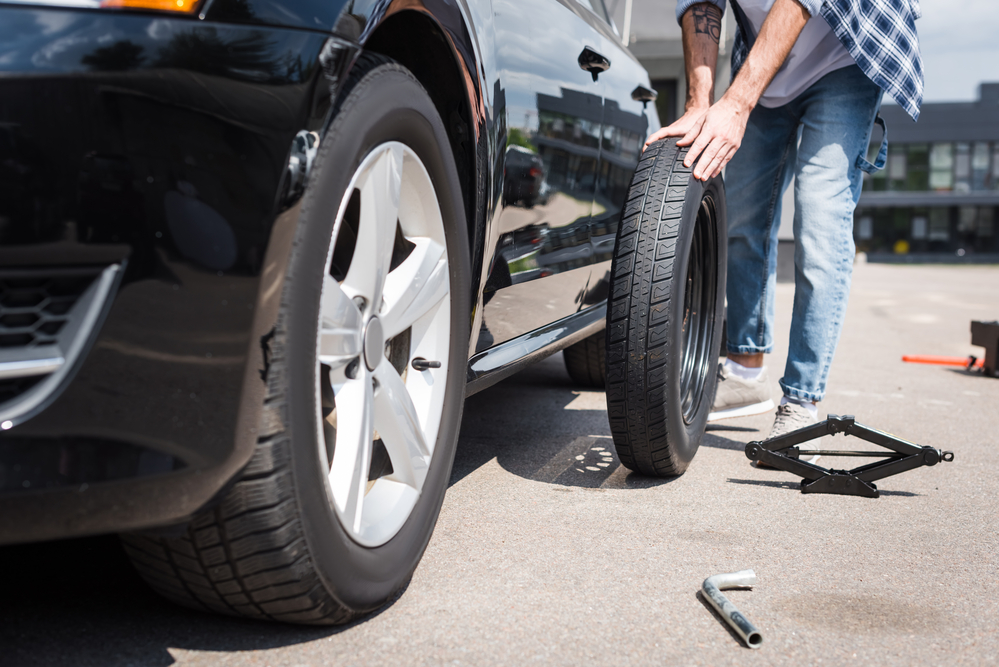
{"left": 563, "top": 331, "right": 605, "bottom": 388}
{"left": 122, "top": 57, "right": 470, "bottom": 624}
{"left": 605, "top": 138, "right": 726, "bottom": 477}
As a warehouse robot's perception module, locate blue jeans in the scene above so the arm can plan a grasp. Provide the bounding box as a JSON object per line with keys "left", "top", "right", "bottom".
{"left": 724, "top": 65, "right": 885, "bottom": 402}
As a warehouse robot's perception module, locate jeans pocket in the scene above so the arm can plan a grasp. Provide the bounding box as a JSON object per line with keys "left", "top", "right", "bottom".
{"left": 856, "top": 115, "right": 888, "bottom": 174}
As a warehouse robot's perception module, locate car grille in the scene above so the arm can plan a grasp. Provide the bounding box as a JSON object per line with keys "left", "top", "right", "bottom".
{"left": 0, "top": 376, "right": 44, "bottom": 405}
{"left": 0, "top": 265, "right": 121, "bottom": 423}
{"left": 0, "top": 271, "right": 100, "bottom": 349}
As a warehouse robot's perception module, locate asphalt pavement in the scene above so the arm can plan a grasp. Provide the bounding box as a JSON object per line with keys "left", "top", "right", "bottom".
{"left": 1, "top": 262, "right": 997, "bottom": 666}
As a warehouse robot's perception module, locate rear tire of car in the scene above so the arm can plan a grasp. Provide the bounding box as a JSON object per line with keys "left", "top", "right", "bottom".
{"left": 122, "top": 57, "right": 470, "bottom": 624}
{"left": 563, "top": 331, "right": 605, "bottom": 388}
{"left": 605, "top": 138, "right": 726, "bottom": 477}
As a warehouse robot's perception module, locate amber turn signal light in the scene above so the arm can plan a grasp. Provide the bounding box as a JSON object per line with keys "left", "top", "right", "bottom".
{"left": 100, "top": 0, "right": 199, "bottom": 13}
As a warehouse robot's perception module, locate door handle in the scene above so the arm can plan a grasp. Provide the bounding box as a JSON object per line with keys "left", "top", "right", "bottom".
{"left": 631, "top": 84, "right": 658, "bottom": 109}
{"left": 578, "top": 46, "right": 610, "bottom": 82}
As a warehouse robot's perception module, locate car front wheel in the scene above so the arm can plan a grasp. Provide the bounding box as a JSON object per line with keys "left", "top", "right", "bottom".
{"left": 123, "top": 57, "right": 470, "bottom": 624}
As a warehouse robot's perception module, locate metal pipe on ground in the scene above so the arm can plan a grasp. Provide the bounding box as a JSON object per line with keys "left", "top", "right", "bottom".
{"left": 701, "top": 570, "right": 763, "bottom": 649}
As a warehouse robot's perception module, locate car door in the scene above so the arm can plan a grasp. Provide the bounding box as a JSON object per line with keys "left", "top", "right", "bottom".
{"left": 477, "top": 0, "right": 605, "bottom": 351}
{"left": 588, "top": 9, "right": 658, "bottom": 307}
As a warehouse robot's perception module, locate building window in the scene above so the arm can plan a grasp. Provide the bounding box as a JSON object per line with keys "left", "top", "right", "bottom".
{"left": 993, "top": 144, "right": 999, "bottom": 190}
{"left": 952, "top": 206, "right": 999, "bottom": 252}
{"left": 955, "top": 142, "right": 971, "bottom": 193}
{"left": 866, "top": 142, "right": 887, "bottom": 191}
{"left": 858, "top": 215, "right": 873, "bottom": 239}
{"left": 958, "top": 205, "right": 977, "bottom": 233}
{"left": 875, "top": 208, "right": 894, "bottom": 248}
{"left": 979, "top": 207, "right": 995, "bottom": 238}
{"left": 928, "top": 208, "right": 949, "bottom": 242}
{"left": 887, "top": 143, "right": 907, "bottom": 190}
{"left": 929, "top": 143, "right": 954, "bottom": 191}
{"left": 905, "top": 144, "right": 929, "bottom": 191}
{"left": 969, "top": 142, "right": 990, "bottom": 191}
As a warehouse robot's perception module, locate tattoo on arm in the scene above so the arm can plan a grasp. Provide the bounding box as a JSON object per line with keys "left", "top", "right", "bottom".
{"left": 692, "top": 4, "right": 722, "bottom": 43}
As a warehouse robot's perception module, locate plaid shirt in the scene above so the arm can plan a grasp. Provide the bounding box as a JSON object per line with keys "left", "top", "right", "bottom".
{"left": 675, "top": 0, "right": 924, "bottom": 120}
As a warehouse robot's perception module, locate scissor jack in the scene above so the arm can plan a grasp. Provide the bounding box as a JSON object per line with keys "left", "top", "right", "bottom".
{"left": 744, "top": 414, "right": 954, "bottom": 498}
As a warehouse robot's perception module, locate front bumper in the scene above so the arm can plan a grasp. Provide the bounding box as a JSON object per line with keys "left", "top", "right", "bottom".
{"left": 0, "top": 6, "right": 350, "bottom": 543}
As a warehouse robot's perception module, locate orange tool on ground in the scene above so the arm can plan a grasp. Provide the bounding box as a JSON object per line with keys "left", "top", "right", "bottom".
{"left": 902, "top": 354, "right": 983, "bottom": 369}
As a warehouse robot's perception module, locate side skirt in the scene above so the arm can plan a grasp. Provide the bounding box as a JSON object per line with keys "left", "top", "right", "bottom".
{"left": 464, "top": 302, "right": 606, "bottom": 397}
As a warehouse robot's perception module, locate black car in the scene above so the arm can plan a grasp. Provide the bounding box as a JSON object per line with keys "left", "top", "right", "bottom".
{"left": 0, "top": 0, "right": 725, "bottom": 624}
{"left": 503, "top": 145, "right": 548, "bottom": 208}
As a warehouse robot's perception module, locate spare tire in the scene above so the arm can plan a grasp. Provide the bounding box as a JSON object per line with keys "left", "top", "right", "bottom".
{"left": 605, "top": 138, "right": 726, "bottom": 477}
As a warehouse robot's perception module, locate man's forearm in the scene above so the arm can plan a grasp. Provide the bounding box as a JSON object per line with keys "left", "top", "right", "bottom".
{"left": 651, "top": 0, "right": 813, "bottom": 180}
{"left": 681, "top": 3, "right": 722, "bottom": 111}
{"left": 722, "top": 0, "right": 810, "bottom": 112}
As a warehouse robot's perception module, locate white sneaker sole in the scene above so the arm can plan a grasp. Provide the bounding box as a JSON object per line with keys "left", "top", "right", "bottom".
{"left": 708, "top": 399, "right": 775, "bottom": 423}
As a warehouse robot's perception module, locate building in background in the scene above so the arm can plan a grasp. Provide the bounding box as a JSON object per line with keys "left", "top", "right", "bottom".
{"left": 856, "top": 83, "right": 999, "bottom": 261}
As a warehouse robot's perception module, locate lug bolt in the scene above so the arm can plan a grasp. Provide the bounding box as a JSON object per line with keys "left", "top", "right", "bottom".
{"left": 411, "top": 358, "right": 441, "bottom": 371}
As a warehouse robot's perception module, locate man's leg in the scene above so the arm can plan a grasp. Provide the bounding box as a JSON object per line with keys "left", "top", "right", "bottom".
{"left": 725, "top": 105, "right": 798, "bottom": 360}
{"left": 709, "top": 104, "right": 798, "bottom": 420}
{"left": 781, "top": 65, "right": 883, "bottom": 403}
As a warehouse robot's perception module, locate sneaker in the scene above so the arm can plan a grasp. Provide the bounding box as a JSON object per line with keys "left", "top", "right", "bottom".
{"left": 708, "top": 362, "right": 774, "bottom": 422}
{"left": 755, "top": 403, "right": 821, "bottom": 467}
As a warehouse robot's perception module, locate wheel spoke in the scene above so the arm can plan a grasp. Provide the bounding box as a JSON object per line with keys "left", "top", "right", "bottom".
{"left": 319, "top": 275, "right": 363, "bottom": 384}
{"left": 342, "top": 145, "right": 403, "bottom": 307}
{"left": 328, "top": 374, "right": 374, "bottom": 534}
{"left": 316, "top": 142, "right": 451, "bottom": 547}
{"left": 371, "top": 358, "right": 430, "bottom": 490}
{"left": 381, "top": 239, "right": 449, "bottom": 338}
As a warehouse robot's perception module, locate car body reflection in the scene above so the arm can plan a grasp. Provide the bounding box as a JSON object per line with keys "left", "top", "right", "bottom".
{"left": 480, "top": 80, "right": 649, "bottom": 351}
{"left": 503, "top": 145, "right": 549, "bottom": 209}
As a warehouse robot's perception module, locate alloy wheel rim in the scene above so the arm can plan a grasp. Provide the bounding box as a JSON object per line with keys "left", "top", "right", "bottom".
{"left": 679, "top": 195, "right": 718, "bottom": 424}
{"left": 316, "top": 142, "right": 451, "bottom": 547}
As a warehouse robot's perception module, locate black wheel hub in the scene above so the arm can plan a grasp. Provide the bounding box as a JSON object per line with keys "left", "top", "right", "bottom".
{"left": 679, "top": 196, "right": 719, "bottom": 424}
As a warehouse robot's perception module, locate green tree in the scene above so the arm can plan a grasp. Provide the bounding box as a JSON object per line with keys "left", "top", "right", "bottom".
{"left": 507, "top": 127, "right": 537, "bottom": 153}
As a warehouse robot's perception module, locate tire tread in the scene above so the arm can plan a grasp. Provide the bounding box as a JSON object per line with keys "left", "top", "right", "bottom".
{"left": 605, "top": 139, "right": 704, "bottom": 477}
{"left": 118, "top": 54, "right": 415, "bottom": 628}
{"left": 121, "top": 312, "right": 357, "bottom": 625}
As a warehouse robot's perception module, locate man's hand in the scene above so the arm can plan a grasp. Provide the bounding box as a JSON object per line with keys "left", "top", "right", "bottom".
{"left": 644, "top": 97, "right": 748, "bottom": 181}
{"left": 679, "top": 96, "right": 751, "bottom": 180}
{"left": 643, "top": 0, "right": 811, "bottom": 181}
{"left": 644, "top": 106, "right": 708, "bottom": 149}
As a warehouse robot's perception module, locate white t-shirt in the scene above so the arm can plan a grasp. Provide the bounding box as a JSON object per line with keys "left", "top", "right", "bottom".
{"left": 738, "top": 0, "right": 856, "bottom": 107}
